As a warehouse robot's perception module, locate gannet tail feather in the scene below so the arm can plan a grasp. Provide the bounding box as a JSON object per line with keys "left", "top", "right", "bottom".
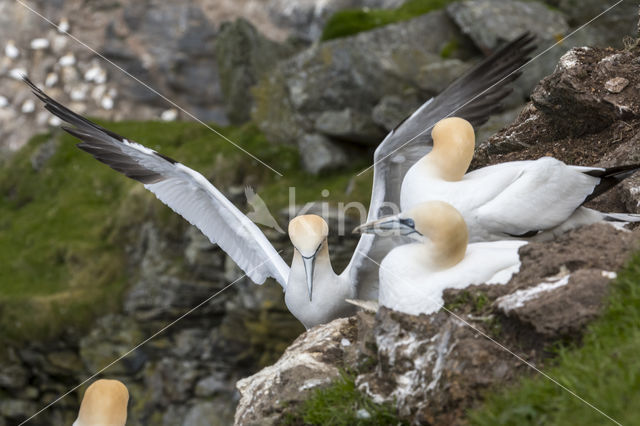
{"left": 603, "top": 212, "right": 640, "bottom": 222}
{"left": 583, "top": 163, "right": 640, "bottom": 202}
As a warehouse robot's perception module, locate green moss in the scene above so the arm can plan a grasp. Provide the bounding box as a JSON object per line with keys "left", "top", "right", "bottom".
{"left": 440, "top": 38, "right": 460, "bottom": 59}
{"left": 468, "top": 251, "right": 640, "bottom": 425}
{"left": 444, "top": 289, "right": 489, "bottom": 313}
{"left": 284, "top": 371, "right": 407, "bottom": 425}
{"left": 0, "top": 120, "right": 371, "bottom": 344}
{"left": 321, "top": 0, "right": 456, "bottom": 41}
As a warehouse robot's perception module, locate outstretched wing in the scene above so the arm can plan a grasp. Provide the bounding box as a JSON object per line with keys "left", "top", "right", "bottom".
{"left": 25, "top": 78, "right": 289, "bottom": 289}
{"left": 344, "top": 33, "right": 536, "bottom": 297}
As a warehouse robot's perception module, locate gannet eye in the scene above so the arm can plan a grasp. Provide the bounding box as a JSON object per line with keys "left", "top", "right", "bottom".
{"left": 401, "top": 218, "right": 415, "bottom": 229}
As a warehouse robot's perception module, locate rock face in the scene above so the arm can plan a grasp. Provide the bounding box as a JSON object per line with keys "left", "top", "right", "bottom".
{"left": 236, "top": 223, "right": 640, "bottom": 425}
{"left": 235, "top": 317, "right": 357, "bottom": 425}
{"left": 235, "top": 41, "right": 640, "bottom": 425}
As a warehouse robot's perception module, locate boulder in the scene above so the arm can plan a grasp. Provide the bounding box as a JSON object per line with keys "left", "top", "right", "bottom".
{"left": 234, "top": 317, "right": 357, "bottom": 425}
{"left": 252, "top": 9, "right": 475, "bottom": 170}
{"left": 215, "top": 18, "right": 300, "bottom": 124}
{"left": 298, "top": 133, "right": 350, "bottom": 174}
{"left": 558, "top": 0, "right": 639, "bottom": 48}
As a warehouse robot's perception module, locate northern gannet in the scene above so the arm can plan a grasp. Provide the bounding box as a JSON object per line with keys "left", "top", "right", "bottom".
{"left": 400, "top": 117, "right": 640, "bottom": 242}
{"left": 355, "top": 201, "right": 526, "bottom": 316}
{"left": 23, "top": 33, "right": 534, "bottom": 328}
{"left": 73, "top": 379, "right": 128, "bottom": 426}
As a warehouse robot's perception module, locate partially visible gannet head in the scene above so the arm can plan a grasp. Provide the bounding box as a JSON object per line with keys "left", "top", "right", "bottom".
{"left": 73, "top": 379, "right": 128, "bottom": 426}
{"left": 288, "top": 215, "right": 329, "bottom": 257}
{"left": 355, "top": 201, "right": 468, "bottom": 268}
{"left": 288, "top": 215, "right": 329, "bottom": 302}
{"left": 429, "top": 117, "right": 475, "bottom": 181}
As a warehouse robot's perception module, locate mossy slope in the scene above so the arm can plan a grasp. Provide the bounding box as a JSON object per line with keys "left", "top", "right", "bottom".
{"left": 469, "top": 252, "right": 640, "bottom": 425}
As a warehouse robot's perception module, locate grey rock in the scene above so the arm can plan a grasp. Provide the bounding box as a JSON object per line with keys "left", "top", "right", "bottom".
{"left": 314, "top": 108, "right": 385, "bottom": 144}
{"left": 0, "top": 399, "right": 37, "bottom": 419}
{"left": 146, "top": 358, "right": 200, "bottom": 404}
{"left": 447, "top": 0, "right": 572, "bottom": 102}
{"left": 45, "top": 350, "right": 81, "bottom": 374}
{"left": 496, "top": 269, "right": 613, "bottom": 337}
{"left": 416, "top": 58, "right": 470, "bottom": 93}
{"left": 79, "top": 314, "right": 145, "bottom": 375}
{"left": 299, "top": 133, "right": 350, "bottom": 174}
{"left": 216, "top": 18, "right": 299, "bottom": 124}
{"left": 253, "top": 10, "right": 471, "bottom": 148}
{"left": 474, "top": 106, "right": 523, "bottom": 145}
{"left": 371, "top": 94, "right": 423, "bottom": 131}
{"left": 161, "top": 404, "right": 189, "bottom": 426}
{"left": 0, "top": 364, "right": 28, "bottom": 390}
{"left": 195, "top": 373, "right": 229, "bottom": 397}
{"left": 558, "top": 0, "right": 638, "bottom": 48}
{"left": 447, "top": 0, "right": 568, "bottom": 52}
{"left": 184, "top": 400, "right": 234, "bottom": 426}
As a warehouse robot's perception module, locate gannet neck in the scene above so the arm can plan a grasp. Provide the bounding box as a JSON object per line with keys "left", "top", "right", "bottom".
{"left": 420, "top": 117, "right": 475, "bottom": 181}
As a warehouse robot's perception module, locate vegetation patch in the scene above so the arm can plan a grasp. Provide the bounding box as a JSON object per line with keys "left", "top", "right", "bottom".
{"left": 0, "top": 121, "right": 371, "bottom": 343}
{"left": 468, "top": 251, "right": 640, "bottom": 425}
{"left": 321, "top": 0, "right": 455, "bottom": 41}
{"left": 283, "top": 371, "right": 407, "bottom": 425}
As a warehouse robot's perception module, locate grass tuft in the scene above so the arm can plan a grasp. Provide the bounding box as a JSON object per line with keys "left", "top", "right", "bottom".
{"left": 284, "top": 371, "right": 407, "bottom": 425}
{"left": 321, "top": 0, "right": 455, "bottom": 41}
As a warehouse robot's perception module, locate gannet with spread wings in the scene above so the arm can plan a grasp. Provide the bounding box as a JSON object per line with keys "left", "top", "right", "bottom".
{"left": 24, "top": 33, "right": 534, "bottom": 329}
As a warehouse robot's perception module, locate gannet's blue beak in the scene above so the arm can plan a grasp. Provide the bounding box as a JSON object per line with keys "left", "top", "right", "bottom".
{"left": 353, "top": 215, "right": 417, "bottom": 237}
{"left": 302, "top": 255, "right": 315, "bottom": 302}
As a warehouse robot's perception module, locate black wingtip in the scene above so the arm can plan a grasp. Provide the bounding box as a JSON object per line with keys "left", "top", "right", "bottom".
{"left": 584, "top": 164, "right": 640, "bottom": 202}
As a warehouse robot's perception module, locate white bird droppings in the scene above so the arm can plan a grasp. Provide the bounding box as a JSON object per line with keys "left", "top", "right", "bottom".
{"left": 45, "top": 72, "right": 59, "bottom": 87}
{"left": 497, "top": 274, "right": 571, "bottom": 312}
{"left": 0, "top": 96, "right": 8, "bottom": 108}
{"left": 48, "top": 116, "right": 62, "bottom": 126}
{"left": 101, "top": 96, "right": 114, "bottom": 110}
{"left": 5, "top": 41, "right": 19, "bottom": 59}
{"left": 601, "top": 271, "right": 617, "bottom": 280}
{"left": 30, "top": 38, "right": 50, "bottom": 50}
{"left": 58, "top": 52, "right": 76, "bottom": 67}
{"left": 356, "top": 409, "right": 371, "bottom": 419}
{"left": 160, "top": 108, "right": 178, "bottom": 121}
{"left": 340, "top": 338, "right": 351, "bottom": 347}
{"left": 21, "top": 100, "right": 35, "bottom": 114}
{"left": 58, "top": 18, "right": 70, "bottom": 33}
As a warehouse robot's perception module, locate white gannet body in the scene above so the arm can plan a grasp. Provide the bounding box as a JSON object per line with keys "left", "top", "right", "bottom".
{"left": 24, "top": 33, "right": 536, "bottom": 328}
{"left": 73, "top": 379, "right": 129, "bottom": 426}
{"left": 401, "top": 117, "right": 640, "bottom": 242}
{"left": 285, "top": 215, "right": 356, "bottom": 329}
{"left": 356, "top": 201, "right": 526, "bottom": 316}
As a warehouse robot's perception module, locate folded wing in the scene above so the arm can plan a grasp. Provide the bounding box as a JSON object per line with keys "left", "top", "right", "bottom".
{"left": 25, "top": 77, "right": 289, "bottom": 289}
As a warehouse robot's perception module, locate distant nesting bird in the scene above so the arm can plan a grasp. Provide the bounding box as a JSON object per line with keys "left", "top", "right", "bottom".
{"left": 24, "top": 33, "right": 535, "bottom": 328}
{"left": 356, "top": 201, "right": 526, "bottom": 316}
{"left": 400, "top": 117, "right": 640, "bottom": 242}
{"left": 5, "top": 40, "right": 19, "bottom": 59}
{"left": 72, "top": 379, "right": 128, "bottom": 426}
